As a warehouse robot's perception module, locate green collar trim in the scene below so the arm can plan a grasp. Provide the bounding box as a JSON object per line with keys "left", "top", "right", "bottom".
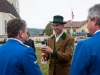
{"left": 51, "top": 35, "right": 55, "bottom": 39}
{"left": 51, "top": 32, "right": 66, "bottom": 40}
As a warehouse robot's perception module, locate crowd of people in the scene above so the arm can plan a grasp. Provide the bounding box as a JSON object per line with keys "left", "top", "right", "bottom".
{"left": 0, "top": 3, "right": 100, "bottom": 75}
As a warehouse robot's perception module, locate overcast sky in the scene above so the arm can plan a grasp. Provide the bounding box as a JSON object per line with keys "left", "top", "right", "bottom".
{"left": 19, "top": 0, "right": 100, "bottom": 29}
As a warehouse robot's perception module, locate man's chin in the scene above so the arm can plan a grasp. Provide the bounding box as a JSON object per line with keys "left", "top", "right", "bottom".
{"left": 54, "top": 31, "right": 58, "bottom": 33}
{"left": 55, "top": 32, "right": 58, "bottom": 34}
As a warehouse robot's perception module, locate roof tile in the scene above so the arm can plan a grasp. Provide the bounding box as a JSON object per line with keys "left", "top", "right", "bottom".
{"left": 0, "top": 0, "right": 20, "bottom": 18}
{"left": 64, "top": 20, "right": 87, "bottom": 28}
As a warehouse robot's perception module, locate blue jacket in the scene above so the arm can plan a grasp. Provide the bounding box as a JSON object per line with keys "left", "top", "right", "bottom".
{"left": 0, "top": 39, "right": 43, "bottom": 75}
{"left": 70, "top": 32, "right": 100, "bottom": 75}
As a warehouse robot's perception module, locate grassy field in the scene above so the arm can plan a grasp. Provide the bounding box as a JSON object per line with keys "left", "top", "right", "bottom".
{"left": 36, "top": 47, "right": 49, "bottom": 75}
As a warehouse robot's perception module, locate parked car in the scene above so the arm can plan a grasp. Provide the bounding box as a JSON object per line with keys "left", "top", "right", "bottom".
{"left": 77, "top": 36, "right": 86, "bottom": 43}
{"left": 74, "top": 37, "right": 79, "bottom": 43}
{"left": 76, "top": 36, "right": 91, "bottom": 43}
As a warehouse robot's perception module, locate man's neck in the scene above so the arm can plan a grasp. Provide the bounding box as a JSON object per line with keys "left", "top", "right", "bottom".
{"left": 56, "top": 32, "right": 63, "bottom": 37}
{"left": 55, "top": 31, "right": 63, "bottom": 37}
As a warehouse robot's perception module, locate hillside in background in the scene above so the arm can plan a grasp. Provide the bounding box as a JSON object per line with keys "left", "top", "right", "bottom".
{"left": 27, "top": 28, "right": 44, "bottom": 37}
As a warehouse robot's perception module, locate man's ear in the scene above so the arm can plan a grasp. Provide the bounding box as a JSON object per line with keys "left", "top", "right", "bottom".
{"left": 94, "top": 17, "right": 98, "bottom": 26}
{"left": 19, "top": 30, "right": 24, "bottom": 38}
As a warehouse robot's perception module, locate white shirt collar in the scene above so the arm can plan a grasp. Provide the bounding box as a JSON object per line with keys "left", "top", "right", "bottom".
{"left": 8, "top": 38, "right": 23, "bottom": 44}
{"left": 55, "top": 32, "right": 63, "bottom": 42}
{"left": 94, "top": 30, "right": 100, "bottom": 35}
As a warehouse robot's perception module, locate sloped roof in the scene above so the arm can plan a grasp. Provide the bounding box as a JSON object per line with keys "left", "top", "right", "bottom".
{"left": 64, "top": 20, "right": 87, "bottom": 28}
{"left": 0, "top": 0, "right": 20, "bottom": 18}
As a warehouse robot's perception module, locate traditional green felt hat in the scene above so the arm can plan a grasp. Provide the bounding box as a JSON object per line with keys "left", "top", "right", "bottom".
{"left": 51, "top": 15, "right": 67, "bottom": 24}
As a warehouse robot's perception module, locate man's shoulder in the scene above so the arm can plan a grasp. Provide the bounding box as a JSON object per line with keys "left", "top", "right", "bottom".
{"left": 77, "top": 37, "right": 92, "bottom": 47}
{"left": 60, "top": 33, "right": 74, "bottom": 41}
{"left": 20, "top": 43, "right": 31, "bottom": 48}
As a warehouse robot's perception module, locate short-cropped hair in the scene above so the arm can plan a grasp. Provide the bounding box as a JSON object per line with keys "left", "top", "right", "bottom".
{"left": 7, "top": 18, "right": 27, "bottom": 38}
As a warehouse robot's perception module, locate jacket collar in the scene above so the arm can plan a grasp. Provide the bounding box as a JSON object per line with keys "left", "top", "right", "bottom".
{"left": 51, "top": 32, "right": 66, "bottom": 40}
{"left": 8, "top": 38, "right": 23, "bottom": 44}
{"left": 94, "top": 30, "right": 100, "bottom": 35}
{"left": 93, "top": 31, "right": 100, "bottom": 36}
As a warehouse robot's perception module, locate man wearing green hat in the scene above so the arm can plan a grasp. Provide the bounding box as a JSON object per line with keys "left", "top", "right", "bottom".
{"left": 40, "top": 15, "right": 74, "bottom": 75}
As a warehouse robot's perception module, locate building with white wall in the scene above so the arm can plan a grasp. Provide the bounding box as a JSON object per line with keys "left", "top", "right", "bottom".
{"left": 0, "top": 0, "right": 20, "bottom": 36}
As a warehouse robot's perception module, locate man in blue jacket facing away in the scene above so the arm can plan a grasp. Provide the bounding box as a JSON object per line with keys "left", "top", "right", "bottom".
{"left": 70, "top": 3, "right": 100, "bottom": 75}
{"left": 0, "top": 18, "right": 43, "bottom": 75}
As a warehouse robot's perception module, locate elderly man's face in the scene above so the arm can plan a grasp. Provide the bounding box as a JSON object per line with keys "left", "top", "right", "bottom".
{"left": 87, "top": 17, "right": 96, "bottom": 35}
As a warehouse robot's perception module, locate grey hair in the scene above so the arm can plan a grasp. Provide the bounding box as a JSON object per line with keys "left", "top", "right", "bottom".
{"left": 88, "top": 4, "right": 100, "bottom": 25}
{"left": 7, "top": 18, "right": 27, "bottom": 38}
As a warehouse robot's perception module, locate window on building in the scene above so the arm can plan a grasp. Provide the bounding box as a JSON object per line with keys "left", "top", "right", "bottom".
{"left": 73, "top": 29, "right": 76, "bottom": 32}
{"left": 82, "top": 29, "right": 85, "bottom": 32}
{"left": 67, "top": 29, "right": 70, "bottom": 34}
{"left": 4, "top": 20, "right": 7, "bottom": 33}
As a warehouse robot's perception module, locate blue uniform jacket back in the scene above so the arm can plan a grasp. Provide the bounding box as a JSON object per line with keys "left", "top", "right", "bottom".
{"left": 70, "top": 32, "right": 100, "bottom": 75}
{"left": 0, "top": 39, "right": 43, "bottom": 75}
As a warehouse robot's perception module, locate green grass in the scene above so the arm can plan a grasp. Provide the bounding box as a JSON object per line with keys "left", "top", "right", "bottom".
{"left": 36, "top": 47, "right": 49, "bottom": 75}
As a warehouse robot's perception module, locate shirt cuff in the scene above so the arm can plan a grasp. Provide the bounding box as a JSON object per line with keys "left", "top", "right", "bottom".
{"left": 51, "top": 50, "right": 58, "bottom": 59}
